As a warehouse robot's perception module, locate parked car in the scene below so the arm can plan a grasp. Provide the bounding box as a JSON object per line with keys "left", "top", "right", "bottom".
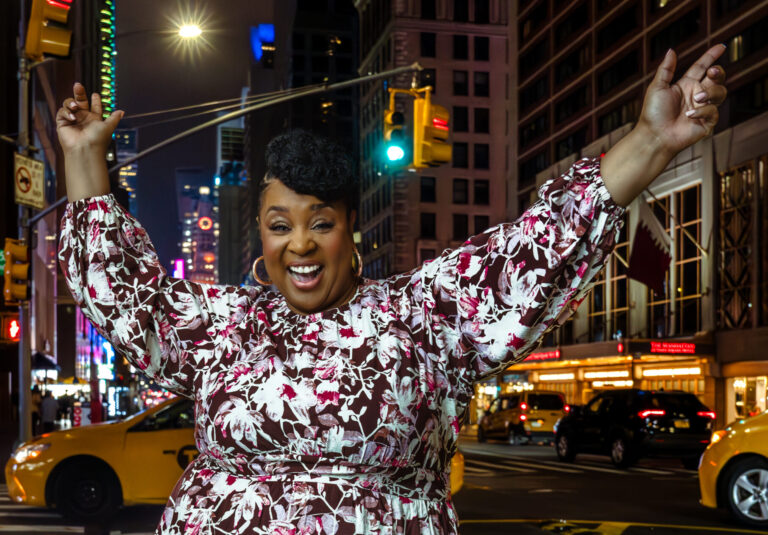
{"left": 478, "top": 390, "right": 568, "bottom": 445}
{"left": 6, "top": 397, "right": 465, "bottom": 521}
{"left": 554, "top": 389, "right": 714, "bottom": 469}
{"left": 699, "top": 410, "right": 768, "bottom": 528}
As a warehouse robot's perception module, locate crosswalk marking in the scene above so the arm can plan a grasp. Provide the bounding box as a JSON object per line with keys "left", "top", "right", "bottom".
{"left": 466, "top": 458, "right": 535, "bottom": 473}
{"left": 511, "top": 457, "right": 630, "bottom": 476}
{"left": 502, "top": 459, "right": 582, "bottom": 474}
{"left": 0, "top": 527, "right": 83, "bottom": 533}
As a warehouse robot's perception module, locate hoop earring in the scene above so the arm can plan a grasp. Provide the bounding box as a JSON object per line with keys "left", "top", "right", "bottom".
{"left": 352, "top": 246, "right": 363, "bottom": 278}
{"left": 252, "top": 256, "right": 272, "bottom": 285}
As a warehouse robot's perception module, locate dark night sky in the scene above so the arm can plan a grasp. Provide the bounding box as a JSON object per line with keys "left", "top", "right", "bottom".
{"left": 115, "top": 1, "right": 277, "bottom": 269}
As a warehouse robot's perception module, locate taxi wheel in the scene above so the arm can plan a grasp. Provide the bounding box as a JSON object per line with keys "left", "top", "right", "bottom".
{"left": 55, "top": 461, "right": 121, "bottom": 521}
{"left": 555, "top": 433, "right": 576, "bottom": 462}
{"left": 724, "top": 457, "right": 768, "bottom": 528}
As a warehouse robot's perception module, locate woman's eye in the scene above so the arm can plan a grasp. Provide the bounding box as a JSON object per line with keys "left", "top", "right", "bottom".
{"left": 269, "top": 224, "right": 290, "bottom": 232}
{"left": 313, "top": 222, "right": 334, "bottom": 230}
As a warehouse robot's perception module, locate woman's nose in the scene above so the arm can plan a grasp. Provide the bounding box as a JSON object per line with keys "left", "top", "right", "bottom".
{"left": 288, "top": 228, "right": 316, "bottom": 255}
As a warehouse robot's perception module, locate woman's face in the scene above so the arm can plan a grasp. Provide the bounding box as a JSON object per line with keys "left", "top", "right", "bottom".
{"left": 258, "top": 179, "right": 358, "bottom": 315}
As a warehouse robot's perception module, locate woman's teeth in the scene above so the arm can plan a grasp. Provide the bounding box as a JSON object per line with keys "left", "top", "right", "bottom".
{"left": 288, "top": 265, "right": 323, "bottom": 281}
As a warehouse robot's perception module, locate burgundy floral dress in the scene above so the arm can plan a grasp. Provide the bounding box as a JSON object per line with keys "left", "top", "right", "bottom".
{"left": 58, "top": 158, "right": 624, "bottom": 534}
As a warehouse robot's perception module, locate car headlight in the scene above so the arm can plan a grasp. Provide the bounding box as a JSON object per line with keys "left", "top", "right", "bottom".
{"left": 710, "top": 430, "right": 727, "bottom": 445}
{"left": 13, "top": 443, "right": 51, "bottom": 463}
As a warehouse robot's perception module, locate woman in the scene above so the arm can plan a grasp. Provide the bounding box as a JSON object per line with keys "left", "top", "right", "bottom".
{"left": 57, "top": 46, "right": 727, "bottom": 534}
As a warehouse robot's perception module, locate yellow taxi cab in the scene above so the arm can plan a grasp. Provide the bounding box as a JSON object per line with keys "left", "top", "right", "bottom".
{"left": 477, "top": 390, "right": 569, "bottom": 445}
{"left": 699, "top": 410, "right": 768, "bottom": 529}
{"left": 6, "top": 397, "right": 465, "bottom": 520}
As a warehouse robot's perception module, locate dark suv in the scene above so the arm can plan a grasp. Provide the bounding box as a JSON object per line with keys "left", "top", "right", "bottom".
{"left": 554, "top": 389, "right": 715, "bottom": 469}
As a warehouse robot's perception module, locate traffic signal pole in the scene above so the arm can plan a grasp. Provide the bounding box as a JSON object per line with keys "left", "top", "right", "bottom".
{"left": 17, "top": 0, "right": 32, "bottom": 445}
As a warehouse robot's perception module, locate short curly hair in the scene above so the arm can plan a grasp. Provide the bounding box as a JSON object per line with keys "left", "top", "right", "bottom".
{"left": 260, "top": 129, "right": 358, "bottom": 217}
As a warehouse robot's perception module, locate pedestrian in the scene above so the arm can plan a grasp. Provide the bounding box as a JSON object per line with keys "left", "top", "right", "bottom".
{"left": 40, "top": 390, "right": 58, "bottom": 433}
{"left": 55, "top": 46, "right": 727, "bottom": 534}
{"left": 30, "top": 385, "right": 42, "bottom": 435}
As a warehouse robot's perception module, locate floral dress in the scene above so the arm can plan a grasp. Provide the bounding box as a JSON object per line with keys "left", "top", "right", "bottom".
{"left": 58, "top": 158, "right": 624, "bottom": 534}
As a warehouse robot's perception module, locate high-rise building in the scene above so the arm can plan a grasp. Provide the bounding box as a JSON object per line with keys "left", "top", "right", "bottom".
{"left": 176, "top": 169, "right": 218, "bottom": 284}
{"left": 498, "top": 0, "right": 768, "bottom": 425}
{"left": 356, "top": 0, "right": 510, "bottom": 279}
{"left": 115, "top": 129, "right": 139, "bottom": 214}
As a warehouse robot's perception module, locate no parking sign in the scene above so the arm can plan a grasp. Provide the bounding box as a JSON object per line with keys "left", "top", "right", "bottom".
{"left": 14, "top": 153, "right": 44, "bottom": 209}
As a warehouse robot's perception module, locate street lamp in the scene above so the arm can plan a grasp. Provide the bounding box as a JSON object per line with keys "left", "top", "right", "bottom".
{"left": 178, "top": 24, "right": 202, "bottom": 39}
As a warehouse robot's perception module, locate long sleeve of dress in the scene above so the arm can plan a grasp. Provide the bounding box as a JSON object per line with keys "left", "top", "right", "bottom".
{"left": 398, "top": 157, "right": 625, "bottom": 391}
{"left": 58, "top": 194, "right": 255, "bottom": 398}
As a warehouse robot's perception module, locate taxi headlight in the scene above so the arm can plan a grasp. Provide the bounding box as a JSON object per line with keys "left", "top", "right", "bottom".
{"left": 13, "top": 443, "right": 51, "bottom": 463}
{"left": 710, "top": 430, "right": 727, "bottom": 445}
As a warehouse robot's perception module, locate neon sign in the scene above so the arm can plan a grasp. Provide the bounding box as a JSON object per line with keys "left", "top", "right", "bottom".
{"left": 198, "top": 216, "right": 213, "bottom": 231}
{"left": 525, "top": 349, "right": 560, "bottom": 361}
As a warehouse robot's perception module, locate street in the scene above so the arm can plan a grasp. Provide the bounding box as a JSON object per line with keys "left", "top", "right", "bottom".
{"left": 1, "top": 436, "right": 764, "bottom": 535}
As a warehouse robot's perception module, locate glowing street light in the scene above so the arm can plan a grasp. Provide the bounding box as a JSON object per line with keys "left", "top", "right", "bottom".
{"left": 178, "top": 24, "right": 202, "bottom": 39}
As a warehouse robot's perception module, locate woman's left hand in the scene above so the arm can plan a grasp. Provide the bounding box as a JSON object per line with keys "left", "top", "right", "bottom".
{"left": 639, "top": 44, "right": 728, "bottom": 157}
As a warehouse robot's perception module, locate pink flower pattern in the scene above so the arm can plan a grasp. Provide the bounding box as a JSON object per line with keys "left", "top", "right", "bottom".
{"left": 58, "top": 158, "right": 623, "bottom": 534}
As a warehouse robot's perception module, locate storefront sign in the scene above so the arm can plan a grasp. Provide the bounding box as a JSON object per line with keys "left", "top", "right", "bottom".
{"left": 650, "top": 341, "right": 696, "bottom": 354}
{"left": 624, "top": 340, "right": 714, "bottom": 356}
{"left": 525, "top": 349, "right": 560, "bottom": 361}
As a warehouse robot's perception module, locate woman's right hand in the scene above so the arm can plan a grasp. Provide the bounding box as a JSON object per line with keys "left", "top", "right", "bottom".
{"left": 56, "top": 82, "right": 123, "bottom": 155}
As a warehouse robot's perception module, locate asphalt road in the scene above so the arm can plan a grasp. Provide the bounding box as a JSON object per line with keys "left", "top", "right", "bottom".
{"left": 1, "top": 438, "right": 764, "bottom": 534}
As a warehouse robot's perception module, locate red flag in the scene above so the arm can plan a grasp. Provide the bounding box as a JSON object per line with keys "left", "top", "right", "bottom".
{"left": 627, "top": 199, "right": 671, "bottom": 296}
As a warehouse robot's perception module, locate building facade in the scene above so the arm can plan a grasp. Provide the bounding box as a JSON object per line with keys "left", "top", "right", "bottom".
{"left": 356, "top": 0, "right": 511, "bottom": 279}
{"left": 176, "top": 168, "right": 218, "bottom": 284}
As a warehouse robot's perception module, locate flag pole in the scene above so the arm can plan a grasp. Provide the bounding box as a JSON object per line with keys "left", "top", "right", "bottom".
{"left": 642, "top": 189, "right": 708, "bottom": 257}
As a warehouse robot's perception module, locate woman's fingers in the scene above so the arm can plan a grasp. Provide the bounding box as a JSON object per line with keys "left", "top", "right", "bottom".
{"left": 700, "top": 64, "right": 726, "bottom": 91}
{"left": 72, "top": 82, "right": 89, "bottom": 110}
{"left": 693, "top": 84, "right": 727, "bottom": 106}
{"left": 55, "top": 102, "right": 76, "bottom": 127}
{"left": 685, "top": 103, "right": 719, "bottom": 128}
{"left": 90, "top": 92, "right": 102, "bottom": 116}
{"left": 683, "top": 44, "right": 726, "bottom": 82}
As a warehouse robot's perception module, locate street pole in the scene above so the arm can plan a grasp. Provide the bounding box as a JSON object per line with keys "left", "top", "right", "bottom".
{"left": 17, "top": 0, "right": 32, "bottom": 445}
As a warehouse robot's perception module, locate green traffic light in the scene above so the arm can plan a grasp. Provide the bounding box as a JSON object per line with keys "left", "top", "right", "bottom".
{"left": 386, "top": 144, "right": 405, "bottom": 161}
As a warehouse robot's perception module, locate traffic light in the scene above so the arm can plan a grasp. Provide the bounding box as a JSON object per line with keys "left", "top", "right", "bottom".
{"left": 4, "top": 239, "right": 30, "bottom": 305}
{"left": 383, "top": 108, "right": 407, "bottom": 164}
{"left": 24, "top": 0, "right": 73, "bottom": 61}
{"left": 1, "top": 315, "right": 21, "bottom": 341}
{"left": 413, "top": 88, "right": 452, "bottom": 168}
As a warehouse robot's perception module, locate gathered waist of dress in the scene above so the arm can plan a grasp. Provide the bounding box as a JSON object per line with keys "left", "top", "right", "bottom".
{"left": 194, "top": 452, "right": 449, "bottom": 502}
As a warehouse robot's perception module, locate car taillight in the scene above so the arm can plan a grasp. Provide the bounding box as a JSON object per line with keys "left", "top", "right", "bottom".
{"left": 520, "top": 414, "right": 527, "bottom": 421}
{"left": 638, "top": 409, "right": 666, "bottom": 418}
{"left": 564, "top": 405, "right": 571, "bottom": 413}
{"left": 697, "top": 411, "right": 716, "bottom": 419}
{"left": 520, "top": 402, "right": 528, "bottom": 410}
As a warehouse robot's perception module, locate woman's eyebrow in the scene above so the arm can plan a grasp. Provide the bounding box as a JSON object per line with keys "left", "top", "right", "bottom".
{"left": 266, "top": 203, "right": 332, "bottom": 214}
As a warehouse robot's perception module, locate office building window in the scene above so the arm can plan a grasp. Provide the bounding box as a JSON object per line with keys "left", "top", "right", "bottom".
{"left": 589, "top": 271, "right": 607, "bottom": 342}
{"left": 598, "top": 95, "right": 641, "bottom": 136}
{"left": 519, "top": 38, "right": 549, "bottom": 81}
{"left": 421, "top": 176, "right": 436, "bottom": 203}
{"left": 647, "top": 196, "right": 671, "bottom": 338}
{"left": 474, "top": 144, "right": 490, "bottom": 169}
{"left": 724, "top": 14, "right": 768, "bottom": 65}
{"left": 474, "top": 215, "right": 490, "bottom": 234}
{"left": 474, "top": 179, "right": 490, "bottom": 205}
{"left": 454, "top": 0, "right": 469, "bottom": 21}
{"left": 610, "top": 213, "right": 630, "bottom": 339}
{"left": 453, "top": 214, "right": 469, "bottom": 240}
{"left": 453, "top": 178, "right": 469, "bottom": 204}
{"left": 453, "top": 70, "right": 469, "bottom": 95}
{"left": 555, "top": 40, "right": 590, "bottom": 87}
{"left": 728, "top": 72, "right": 768, "bottom": 124}
{"left": 555, "top": 126, "right": 588, "bottom": 160}
{"left": 555, "top": 84, "right": 589, "bottom": 124}
{"left": 474, "top": 0, "right": 489, "bottom": 23}
{"left": 474, "top": 107, "right": 489, "bottom": 133}
{"left": 519, "top": 1, "right": 548, "bottom": 46}
{"left": 421, "top": 0, "right": 436, "bottom": 19}
{"left": 474, "top": 71, "right": 490, "bottom": 97}
{"left": 454, "top": 106, "right": 469, "bottom": 132}
{"left": 715, "top": 0, "right": 752, "bottom": 18}
{"left": 520, "top": 111, "right": 548, "bottom": 149}
{"left": 474, "top": 36, "right": 489, "bottom": 61}
{"left": 420, "top": 212, "right": 436, "bottom": 238}
{"left": 649, "top": 6, "right": 701, "bottom": 59}
{"left": 675, "top": 184, "right": 703, "bottom": 335}
{"left": 555, "top": 3, "right": 588, "bottom": 48}
{"left": 453, "top": 35, "right": 469, "bottom": 59}
{"left": 519, "top": 149, "right": 550, "bottom": 190}
{"left": 453, "top": 142, "right": 469, "bottom": 167}
{"left": 420, "top": 32, "right": 436, "bottom": 58}
{"left": 598, "top": 49, "right": 639, "bottom": 96}
{"left": 520, "top": 74, "right": 549, "bottom": 113}
{"left": 419, "top": 68, "right": 437, "bottom": 93}
{"left": 420, "top": 248, "right": 437, "bottom": 262}
{"left": 597, "top": 4, "right": 639, "bottom": 53}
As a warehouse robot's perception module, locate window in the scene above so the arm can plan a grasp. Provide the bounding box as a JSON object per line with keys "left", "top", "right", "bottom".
{"left": 728, "top": 72, "right": 768, "bottom": 125}
{"left": 519, "top": 2, "right": 548, "bottom": 45}
{"left": 555, "top": 40, "right": 590, "bottom": 86}
{"left": 610, "top": 212, "right": 630, "bottom": 339}
{"left": 474, "top": 71, "right": 490, "bottom": 97}
{"left": 453, "top": 35, "right": 469, "bottom": 59}
{"left": 555, "top": 84, "right": 589, "bottom": 124}
{"left": 589, "top": 271, "right": 607, "bottom": 341}
{"left": 454, "top": 106, "right": 469, "bottom": 132}
{"left": 647, "top": 196, "right": 671, "bottom": 338}
{"left": 715, "top": 0, "right": 752, "bottom": 18}
{"left": 420, "top": 248, "right": 437, "bottom": 262}
{"left": 420, "top": 32, "right": 436, "bottom": 58}
{"left": 519, "top": 149, "right": 550, "bottom": 190}
{"left": 519, "top": 38, "right": 549, "bottom": 81}
{"left": 474, "top": 36, "right": 489, "bottom": 61}
{"left": 293, "top": 33, "right": 305, "bottom": 50}
{"left": 419, "top": 68, "right": 437, "bottom": 93}
{"left": 724, "top": 14, "right": 768, "bottom": 65}
{"left": 555, "top": 126, "right": 588, "bottom": 160}
{"left": 474, "top": 0, "right": 489, "bottom": 23}
{"left": 598, "top": 95, "right": 641, "bottom": 136}
{"left": 131, "top": 400, "right": 195, "bottom": 431}
{"left": 474, "top": 107, "right": 489, "bottom": 133}
{"left": 597, "top": 4, "right": 639, "bottom": 53}
{"left": 675, "top": 184, "right": 703, "bottom": 335}
{"left": 420, "top": 212, "right": 436, "bottom": 238}
{"left": 598, "top": 49, "right": 639, "bottom": 96}
{"left": 474, "top": 143, "right": 489, "bottom": 169}
{"left": 453, "top": 214, "right": 469, "bottom": 240}
{"left": 520, "top": 74, "right": 549, "bottom": 113}
{"left": 421, "top": 0, "right": 436, "bottom": 19}
{"left": 453, "top": 70, "right": 469, "bottom": 95}
{"left": 474, "top": 179, "right": 490, "bottom": 205}
{"left": 474, "top": 214, "right": 490, "bottom": 234}
{"left": 555, "top": 3, "right": 588, "bottom": 48}
{"left": 421, "top": 176, "right": 436, "bottom": 203}
{"left": 649, "top": 7, "right": 701, "bottom": 59}
{"left": 453, "top": 142, "right": 469, "bottom": 167}
{"left": 453, "top": 178, "right": 469, "bottom": 204}
{"left": 520, "top": 111, "right": 548, "bottom": 148}
{"left": 454, "top": 0, "right": 469, "bottom": 21}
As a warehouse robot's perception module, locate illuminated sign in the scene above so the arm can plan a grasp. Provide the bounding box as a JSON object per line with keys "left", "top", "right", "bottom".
{"left": 642, "top": 367, "right": 701, "bottom": 377}
{"left": 539, "top": 372, "right": 574, "bottom": 381}
{"left": 172, "top": 259, "right": 185, "bottom": 279}
{"left": 525, "top": 349, "right": 560, "bottom": 361}
{"left": 198, "top": 216, "right": 213, "bottom": 231}
{"left": 649, "top": 341, "right": 696, "bottom": 354}
{"left": 2, "top": 316, "right": 21, "bottom": 340}
{"left": 203, "top": 252, "right": 215, "bottom": 264}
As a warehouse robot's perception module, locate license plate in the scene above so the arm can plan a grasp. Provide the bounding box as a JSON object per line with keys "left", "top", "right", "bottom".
{"left": 531, "top": 420, "right": 543, "bottom": 428}
{"left": 674, "top": 419, "right": 690, "bottom": 429}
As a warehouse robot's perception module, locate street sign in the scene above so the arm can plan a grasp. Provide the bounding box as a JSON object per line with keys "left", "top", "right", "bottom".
{"left": 14, "top": 153, "right": 44, "bottom": 209}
